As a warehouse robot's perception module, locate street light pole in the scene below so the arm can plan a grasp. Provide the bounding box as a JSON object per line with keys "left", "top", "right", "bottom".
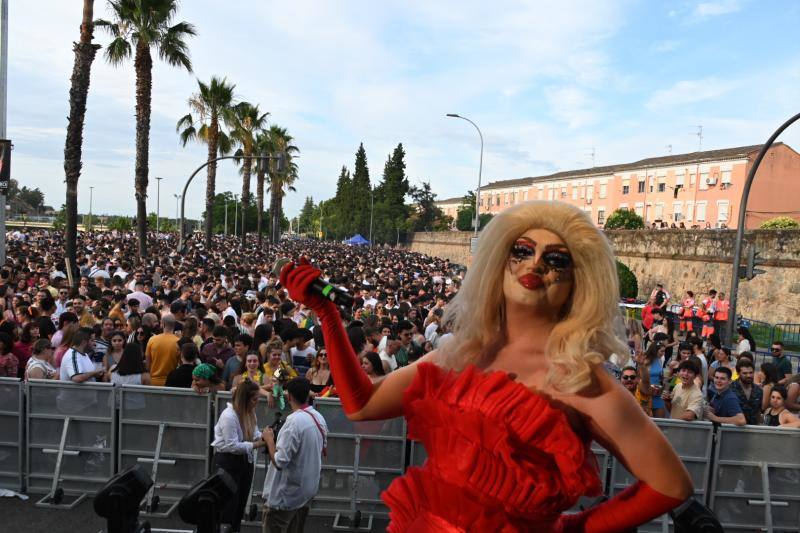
{"left": 155, "top": 177, "right": 162, "bottom": 233}
{"left": 88, "top": 186, "right": 93, "bottom": 231}
{"left": 173, "top": 194, "right": 181, "bottom": 230}
{"left": 446, "top": 113, "right": 484, "bottom": 238}
{"left": 369, "top": 187, "right": 374, "bottom": 248}
{"left": 224, "top": 198, "right": 228, "bottom": 236}
{"left": 233, "top": 194, "right": 238, "bottom": 237}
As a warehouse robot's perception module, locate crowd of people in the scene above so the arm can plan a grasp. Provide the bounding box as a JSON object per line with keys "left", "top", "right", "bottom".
{"left": 619, "top": 282, "right": 800, "bottom": 428}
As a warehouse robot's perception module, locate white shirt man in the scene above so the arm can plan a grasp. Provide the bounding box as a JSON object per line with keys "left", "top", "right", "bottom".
{"left": 262, "top": 380, "right": 327, "bottom": 530}
{"left": 58, "top": 330, "right": 105, "bottom": 414}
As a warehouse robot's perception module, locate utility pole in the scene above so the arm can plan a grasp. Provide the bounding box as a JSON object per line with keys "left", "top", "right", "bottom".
{"left": 224, "top": 198, "right": 228, "bottom": 236}
{"left": 233, "top": 194, "right": 238, "bottom": 237}
{"left": 155, "top": 177, "right": 162, "bottom": 233}
{"left": 0, "top": 0, "right": 8, "bottom": 264}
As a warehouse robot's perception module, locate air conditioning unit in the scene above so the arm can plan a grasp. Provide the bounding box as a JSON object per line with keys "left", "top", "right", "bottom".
{"left": 706, "top": 177, "right": 717, "bottom": 185}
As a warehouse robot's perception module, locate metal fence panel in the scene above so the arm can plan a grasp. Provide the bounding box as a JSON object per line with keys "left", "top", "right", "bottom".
{"left": 0, "top": 378, "right": 23, "bottom": 491}
{"left": 610, "top": 419, "right": 714, "bottom": 532}
{"left": 26, "top": 379, "right": 116, "bottom": 496}
{"left": 773, "top": 323, "right": 800, "bottom": 353}
{"left": 118, "top": 385, "right": 212, "bottom": 507}
{"left": 711, "top": 424, "right": 800, "bottom": 532}
{"left": 310, "top": 397, "right": 406, "bottom": 519}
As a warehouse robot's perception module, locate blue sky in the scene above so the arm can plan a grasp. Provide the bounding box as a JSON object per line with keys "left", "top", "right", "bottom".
{"left": 8, "top": 0, "right": 800, "bottom": 219}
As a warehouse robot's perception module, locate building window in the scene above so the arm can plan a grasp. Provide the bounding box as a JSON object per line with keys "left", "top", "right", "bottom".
{"left": 597, "top": 209, "right": 606, "bottom": 225}
{"left": 685, "top": 201, "right": 694, "bottom": 222}
{"left": 495, "top": 195, "right": 500, "bottom": 206}
{"left": 658, "top": 183, "right": 666, "bottom": 193}
{"left": 717, "top": 201, "right": 730, "bottom": 222}
{"left": 690, "top": 173, "right": 696, "bottom": 186}
{"left": 655, "top": 203, "right": 665, "bottom": 220}
{"left": 599, "top": 183, "right": 607, "bottom": 198}
{"left": 673, "top": 202, "right": 682, "bottom": 222}
{"left": 622, "top": 185, "right": 630, "bottom": 195}
{"left": 572, "top": 186, "right": 578, "bottom": 200}
{"left": 561, "top": 187, "right": 567, "bottom": 198}
{"left": 638, "top": 181, "right": 645, "bottom": 193}
{"left": 634, "top": 203, "right": 644, "bottom": 217}
{"left": 696, "top": 202, "right": 707, "bottom": 221}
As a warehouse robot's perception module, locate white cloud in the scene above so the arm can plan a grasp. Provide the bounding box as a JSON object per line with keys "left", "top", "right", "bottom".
{"left": 646, "top": 78, "right": 734, "bottom": 111}
{"left": 652, "top": 40, "right": 681, "bottom": 53}
{"left": 693, "top": 0, "right": 743, "bottom": 18}
{"left": 545, "top": 87, "right": 598, "bottom": 129}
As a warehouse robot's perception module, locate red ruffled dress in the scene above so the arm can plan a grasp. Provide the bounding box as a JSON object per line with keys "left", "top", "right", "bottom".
{"left": 382, "top": 362, "right": 602, "bottom": 532}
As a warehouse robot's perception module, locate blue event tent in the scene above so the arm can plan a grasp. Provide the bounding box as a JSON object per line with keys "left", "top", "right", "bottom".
{"left": 344, "top": 234, "right": 370, "bottom": 245}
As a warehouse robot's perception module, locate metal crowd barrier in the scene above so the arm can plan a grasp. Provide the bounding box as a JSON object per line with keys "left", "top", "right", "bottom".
{"left": 313, "top": 397, "right": 406, "bottom": 531}
{"left": 26, "top": 379, "right": 116, "bottom": 509}
{"left": 711, "top": 425, "right": 800, "bottom": 532}
{"left": 0, "top": 377, "right": 23, "bottom": 491}
{"left": 117, "top": 385, "right": 213, "bottom": 518}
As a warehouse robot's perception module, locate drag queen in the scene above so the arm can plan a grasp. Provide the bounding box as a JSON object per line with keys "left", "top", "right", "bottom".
{"left": 282, "top": 201, "right": 703, "bottom": 532}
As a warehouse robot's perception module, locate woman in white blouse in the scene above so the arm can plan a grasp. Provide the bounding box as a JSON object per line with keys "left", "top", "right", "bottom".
{"left": 211, "top": 380, "right": 265, "bottom": 532}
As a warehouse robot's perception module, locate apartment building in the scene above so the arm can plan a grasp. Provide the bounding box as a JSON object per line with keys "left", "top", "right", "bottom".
{"left": 475, "top": 143, "right": 800, "bottom": 229}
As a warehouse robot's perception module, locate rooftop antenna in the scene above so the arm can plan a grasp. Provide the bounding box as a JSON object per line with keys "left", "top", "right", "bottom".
{"left": 587, "top": 147, "right": 596, "bottom": 167}
{"left": 666, "top": 144, "right": 673, "bottom": 155}
{"left": 692, "top": 125, "right": 703, "bottom": 151}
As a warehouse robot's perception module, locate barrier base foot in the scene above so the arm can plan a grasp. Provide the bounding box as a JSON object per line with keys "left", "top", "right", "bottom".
{"left": 140, "top": 499, "right": 180, "bottom": 519}
{"left": 333, "top": 512, "right": 373, "bottom": 531}
{"left": 34, "top": 492, "right": 86, "bottom": 510}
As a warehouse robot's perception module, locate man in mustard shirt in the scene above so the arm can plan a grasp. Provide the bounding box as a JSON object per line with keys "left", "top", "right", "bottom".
{"left": 145, "top": 315, "right": 180, "bottom": 386}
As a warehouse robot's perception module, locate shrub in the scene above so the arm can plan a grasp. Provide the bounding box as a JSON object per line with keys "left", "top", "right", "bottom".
{"left": 617, "top": 260, "right": 638, "bottom": 299}
{"left": 604, "top": 209, "right": 644, "bottom": 230}
{"left": 760, "top": 216, "right": 799, "bottom": 229}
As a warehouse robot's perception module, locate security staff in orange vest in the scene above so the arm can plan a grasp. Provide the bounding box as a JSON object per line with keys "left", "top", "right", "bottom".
{"left": 700, "top": 289, "right": 717, "bottom": 339}
{"left": 714, "top": 292, "right": 730, "bottom": 342}
{"left": 680, "top": 291, "right": 695, "bottom": 336}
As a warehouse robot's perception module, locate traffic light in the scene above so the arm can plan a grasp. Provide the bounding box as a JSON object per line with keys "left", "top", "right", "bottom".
{"left": 745, "top": 246, "right": 766, "bottom": 280}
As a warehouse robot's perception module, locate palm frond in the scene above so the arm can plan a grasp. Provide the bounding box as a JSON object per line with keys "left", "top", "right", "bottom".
{"left": 176, "top": 113, "right": 194, "bottom": 133}
{"left": 218, "top": 133, "right": 232, "bottom": 156}
{"left": 93, "top": 19, "right": 121, "bottom": 38}
{"left": 158, "top": 22, "right": 194, "bottom": 71}
{"left": 104, "top": 36, "right": 132, "bottom": 65}
{"left": 178, "top": 125, "right": 197, "bottom": 146}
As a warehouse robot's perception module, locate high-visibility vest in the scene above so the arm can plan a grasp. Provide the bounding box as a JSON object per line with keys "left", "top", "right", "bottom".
{"left": 682, "top": 298, "right": 695, "bottom": 318}
{"left": 715, "top": 300, "right": 729, "bottom": 320}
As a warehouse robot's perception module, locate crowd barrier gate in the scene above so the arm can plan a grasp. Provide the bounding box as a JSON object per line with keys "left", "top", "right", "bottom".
{"left": 0, "top": 377, "right": 23, "bottom": 492}
{"left": 214, "top": 390, "right": 292, "bottom": 527}
{"left": 312, "top": 397, "right": 406, "bottom": 531}
{"left": 117, "top": 385, "right": 212, "bottom": 518}
{"left": 26, "top": 379, "right": 116, "bottom": 509}
{"left": 711, "top": 425, "right": 800, "bottom": 532}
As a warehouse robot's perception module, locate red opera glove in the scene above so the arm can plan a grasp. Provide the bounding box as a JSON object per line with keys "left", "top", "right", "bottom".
{"left": 280, "top": 258, "right": 373, "bottom": 415}
{"left": 560, "top": 481, "right": 683, "bottom": 533}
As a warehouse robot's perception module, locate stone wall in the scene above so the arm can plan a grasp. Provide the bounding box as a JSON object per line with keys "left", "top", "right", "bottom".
{"left": 409, "top": 229, "right": 800, "bottom": 324}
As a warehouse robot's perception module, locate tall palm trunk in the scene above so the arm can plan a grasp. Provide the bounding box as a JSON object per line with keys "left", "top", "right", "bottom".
{"left": 270, "top": 181, "right": 281, "bottom": 243}
{"left": 64, "top": 0, "right": 99, "bottom": 283}
{"left": 256, "top": 164, "right": 265, "bottom": 246}
{"left": 133, "top": 42, "right": 153, "bottom": 260}
{"left": 240, "top": 157, "right": 252, "bottom": 245}
{"left": 205, "top": 116, "right": 219, "bottom": 249}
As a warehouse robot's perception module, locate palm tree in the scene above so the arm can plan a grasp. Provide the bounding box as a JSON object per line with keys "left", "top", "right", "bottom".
{"left": 64, "top": 0, "right": 101, "bottom": 280}
{"left": 176, "top": 76, "right": 235, "bottom": 249}
{"left": 229, "top": 102, "right": 269, "bottom": 245}
{"left": 95, "top": 0, "right": 196, "bottom": 260}
{"left": 265, "top": 125, "right": 300, "bottom": 243}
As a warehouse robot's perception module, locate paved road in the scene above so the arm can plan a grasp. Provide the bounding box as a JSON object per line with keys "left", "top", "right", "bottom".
{"left": 3, "top": 495, "right": 389, "bottom": 532}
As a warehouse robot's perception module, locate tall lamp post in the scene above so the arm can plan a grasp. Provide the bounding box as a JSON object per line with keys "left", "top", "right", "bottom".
{"left": 173, "top": 194, "right": 181, "bottom": 230}
{"left": 155, "top": 177, "right": 162, "bottom": 233}
{"left": 88, "top": 186, "right": 93, "bottom": 231}
{"left": 233, "top": 194, "right": 238, "bottom": 237}
{"left": 446, "top": 113, "right": 484, "bottom": 238}
{"left": 369, "top": 187, "right": 374, "bottom": 248}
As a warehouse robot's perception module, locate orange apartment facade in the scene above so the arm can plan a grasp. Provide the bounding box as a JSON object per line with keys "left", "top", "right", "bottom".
{"left": 438, "top": 143, "right": 800, "bottom": 229}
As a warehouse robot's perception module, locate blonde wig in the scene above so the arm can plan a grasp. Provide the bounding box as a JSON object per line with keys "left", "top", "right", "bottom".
{"left": 441, "top": 200, "right": 629, "bottom": 393}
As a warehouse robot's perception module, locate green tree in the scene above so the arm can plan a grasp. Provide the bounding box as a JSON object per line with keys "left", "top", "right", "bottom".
{"left": 264, "top": 125, "right": 299, "bottom": 243}
{"left": 330, "top": 166, "right": 353, "bottom": 239}
{"left": 372, "top": 143, "right": 411, "bottom": 244}
{"left": 176, "top": 76, "right": 236, "bottom": 248}
{"left": 64, "top": 0, "right": 101, "bottom": 279}
{"left": 409, "top": 181, "right": 449, "bottom": 231}
{"left": 107, "top": 215, "right": 133, "bottom": 231}
{"left": 350, "top": 143, "right": 372, "bottom": 238}
{"left": 454, "top": 190, "right": 493, "bottom": 231}
{"left": 96, "top": 0, "right": 196, "bottom": 260}
{"left": 760, "top": 216, "right": 800, "bottom": 229}
{"left": 617, "top": 260, "right": 638, "bottom": 299}
{"left": 147, "top": 212, "right": 175, "bottom": 232}
{"left": 53, "top": 204, "right": 67, "bottom": 231}
{"left": 298, "top": 197, "right": 316, "bottom": 236}
{"left": 604, "top": 209, "right": 645, "bottom": 230}
{"left": 229, "top": 101, "right": 269, "bottom": 245}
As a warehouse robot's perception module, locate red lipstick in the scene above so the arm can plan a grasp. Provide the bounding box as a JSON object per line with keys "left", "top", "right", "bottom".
{"left": 518, "top": 273, "right": 543, "bottom": 290}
